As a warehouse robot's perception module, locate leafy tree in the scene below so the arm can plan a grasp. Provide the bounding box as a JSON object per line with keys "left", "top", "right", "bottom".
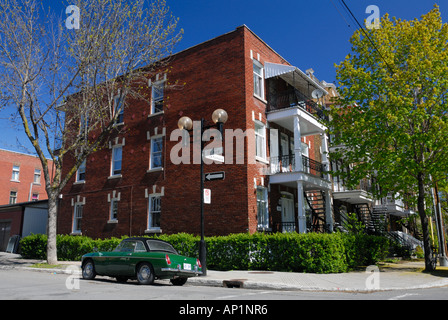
{"left": 0, "top": 0, "right": 182, "bottom": 264}
{"left": 328, "top": 6, "right": 448, "bottom": 271}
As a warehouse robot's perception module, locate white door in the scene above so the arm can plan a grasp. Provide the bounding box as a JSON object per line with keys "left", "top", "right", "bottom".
{"left": 281, "top": 193, "right": 295, "bottom": 232}
{"left": 281, "top": 134, "right": 290, "bottom": 172}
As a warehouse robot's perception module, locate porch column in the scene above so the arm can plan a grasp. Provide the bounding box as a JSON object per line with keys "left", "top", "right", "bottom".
{"left": 324, "top": 190, "right": 333, "bottom": 232}
{"left": 297, "top": 181, "right": 307, "bottom": 233}
{"left": 293, "top": 116, "right": 303, "bottom": 172}
{"left": 320, "top": 133, "right": 330, "bottom": 180}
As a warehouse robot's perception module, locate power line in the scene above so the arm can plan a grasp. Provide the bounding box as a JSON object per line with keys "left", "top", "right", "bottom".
{"left": 339, "top": 0, "right": 395, "bottom": 75}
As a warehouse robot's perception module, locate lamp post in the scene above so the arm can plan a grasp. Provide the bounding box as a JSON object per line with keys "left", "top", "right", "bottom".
{"left": 178, "top": 109, "right": 228, "bottom": 276}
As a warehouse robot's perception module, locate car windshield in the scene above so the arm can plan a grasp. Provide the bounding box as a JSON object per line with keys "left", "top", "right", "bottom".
{"left": 146, "top": 240, "right": 178, "bottom": 254}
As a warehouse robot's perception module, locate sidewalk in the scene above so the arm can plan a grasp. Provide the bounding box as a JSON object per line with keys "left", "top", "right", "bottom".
{"left": 2, "top": 252, "right": 448, "bottom": 292}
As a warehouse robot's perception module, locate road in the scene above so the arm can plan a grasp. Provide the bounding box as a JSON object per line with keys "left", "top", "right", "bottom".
{"left": 1, "top": 268, "right": 448, "bottom": 301}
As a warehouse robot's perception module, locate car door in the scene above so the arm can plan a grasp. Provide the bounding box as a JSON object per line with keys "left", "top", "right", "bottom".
{"left": 108, "top": 240, "right": 137, "bottom": 276}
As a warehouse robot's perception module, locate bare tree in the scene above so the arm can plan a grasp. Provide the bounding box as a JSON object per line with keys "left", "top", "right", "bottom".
{"left": 0, "top": 0, "right": 182, "bottom": 264}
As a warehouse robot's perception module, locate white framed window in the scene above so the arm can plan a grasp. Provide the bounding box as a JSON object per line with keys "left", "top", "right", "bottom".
{"left": 150, "top": 136, "right": 163, "bottom": 170}
{"left": 253, "top": 60, "right": 264, "bottom": 99}
{"left": 76, "top": 160, "right": 86, "bottom": 182}
{"left": 11, "top": 165, "right": 20, "bottom": 181}
{"left": 33, "top": 169, "right": 41, "bottom": 184}
{"left": 110, "top": 199, "right": 119, "bottom": 221}
{"left": 73, "top": 203, "right": 83, "bottom": 234}
{"left": 9, "top": 191, "right": 17, "bottom": 204}
{"left": 111, "top": 146, "right": 123, "bottom": 176}
{"left": 255, "top": 121, "right": 267, "bottom": 161}
{"left": 151, "top": 81, "right": 165, "bottom": 114}
{"left": 148, "top": 195, "right": 161, "bottom": 230}
{"left": 257, "top": 186, "right": 269, "bottom": 230}
{"left": 79, "top": 111, "right": 89, "bottom": 137}
{"left": 113, "top": 94, "right": 124, "bottom": 125}
{"left": 31, "top": 193, "right": 39, "bottom": 201}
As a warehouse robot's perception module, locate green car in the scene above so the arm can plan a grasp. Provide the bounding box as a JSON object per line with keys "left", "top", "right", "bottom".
{"left": 81, "top": 237, "right": 202, "bottom": 285}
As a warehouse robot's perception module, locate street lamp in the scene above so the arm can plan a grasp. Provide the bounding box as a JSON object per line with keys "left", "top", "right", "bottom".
{"left": 177, "top": 109, "right": 228, "bottom": 276}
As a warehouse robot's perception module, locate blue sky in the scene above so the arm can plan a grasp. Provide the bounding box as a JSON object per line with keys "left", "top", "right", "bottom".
{"left": 1, "top": 0, "right": 447, "bottom": 155}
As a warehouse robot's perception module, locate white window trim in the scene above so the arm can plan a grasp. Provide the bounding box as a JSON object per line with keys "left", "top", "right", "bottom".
{"left": 150, "top": 79, "right": 166, "bottom": 115}
{"left": 33, "top": 169, "right": 42, "bottom": 185}
{"left": 253, "top": 59, "right": 265, "bottom": 101}
{"left": 254, "top": 120, "right": 267, "bottom": 163}
{"left": 146, "top": 193, "right": 162, "bottom": 233}
{"left": 11, "top": 165, "right": 20, "bottom": 182}
{"left": 113, "top": 92, "right": 125, "bottom": 126}
{"left": 149, "top": 134, "right": 164, "bottom": 171}
{"left": 108, "top": 191, "right": 121, "bottom": 223}
{"left": 110, "top": 145, "right": 123, "bottom": 178}
{"left": 256, "top": 186, "right": 270, "bottom": 231}
{"left": 72, "top": 202, "right": 84, "bottom": 235}
{"left": 75, "top": 159, "right": 86, "bottom": 183}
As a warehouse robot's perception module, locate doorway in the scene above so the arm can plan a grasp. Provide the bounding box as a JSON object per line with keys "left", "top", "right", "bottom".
{"left": 281, "top": 192, "right": 295, "bottom": 232}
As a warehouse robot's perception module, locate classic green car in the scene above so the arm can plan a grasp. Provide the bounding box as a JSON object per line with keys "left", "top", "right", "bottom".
{"left": 81, "top": 237, "right": 202, "bottom": 285}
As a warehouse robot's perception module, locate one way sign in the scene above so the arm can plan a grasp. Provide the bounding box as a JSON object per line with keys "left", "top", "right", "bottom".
{"left": 204, "top": 171, "right": 225, "bottom": 181}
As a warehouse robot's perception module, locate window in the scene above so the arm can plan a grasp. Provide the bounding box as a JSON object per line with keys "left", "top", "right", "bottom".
{"left": 257, "top": 186, "right": 269, "bottom": 230}
{"left": 9, "top": 191, "right": 17, "bottom": 204}
{"left": 11, "top": 165, "right": 20, "bottom": 181}
{"left": 255, "top": 121, "right": 267, "bottom": 160}
{"left": 76, "top": 160, "right": 86, "bottom": 182}
{"left": 113, "top": 240, "right": 146, "bottom": 253}
{"left": 34, "top": 169, "right": 41, "bottom": 184}
{"left": 148, "top": 195, "right": 161, "bottom": 229}
{"left": 110, "top": 199, "right": 118, "bottom": 221}
{"left": 80, "top": 112, "right": 89, "bottom": 137}
{"left": 114, "top": 94, "right": 124, "bottom": 124}
{"left": 253, "top": 60, "right": 264, "bottom": 99}
{"left": 151, "top": 81, "right": 164, "bottom": 114}
{"left": 150, "top": 137, "right": 163, "bottom": 169}
{"left": 32, "top": 193, "right": 39, "bottom": 201}
{"left": 111, "top": 146, "right": 122, "bottom": 176}
{"left": 73, "top": 204, "right": 83, "bottom": 233}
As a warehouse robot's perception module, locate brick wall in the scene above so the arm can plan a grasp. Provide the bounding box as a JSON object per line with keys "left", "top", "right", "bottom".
{"left": 58, "top": 26, "right": 325, "bottom": 239}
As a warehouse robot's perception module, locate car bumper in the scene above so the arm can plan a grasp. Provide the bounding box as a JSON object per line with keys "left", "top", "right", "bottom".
{"left": 161, "top": 267, "right": 203, "bottom": 276}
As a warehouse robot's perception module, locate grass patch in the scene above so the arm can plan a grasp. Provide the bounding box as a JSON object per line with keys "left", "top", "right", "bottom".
{"left": 29, "top": 263, "right": 65, "bottom": 269}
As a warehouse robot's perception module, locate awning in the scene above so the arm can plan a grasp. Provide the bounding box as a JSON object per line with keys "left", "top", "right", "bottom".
{"left": 264, "top": 62, "right": 328, "bottom": 96}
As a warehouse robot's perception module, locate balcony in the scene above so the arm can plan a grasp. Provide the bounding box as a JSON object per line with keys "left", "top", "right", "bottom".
{"left": 267, "top": 88, "right": 328, "bottom": 123}
{"left": 270, "top": 154, "right": 324, "bottom": 178}
{"left": 333, "top": 179, "right": 374, "bottom": 204}
{"left": 269, "top": 154, "right": 331, "bottom": 190}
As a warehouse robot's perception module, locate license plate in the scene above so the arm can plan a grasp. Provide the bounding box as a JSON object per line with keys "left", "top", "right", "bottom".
{"left": 183, "top": 263, "right": 191, "bottom": 270}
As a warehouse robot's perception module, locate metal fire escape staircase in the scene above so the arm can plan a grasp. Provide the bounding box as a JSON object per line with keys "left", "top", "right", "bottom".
{"left": 304, "top": 190, "right": 327, "bottom": 233}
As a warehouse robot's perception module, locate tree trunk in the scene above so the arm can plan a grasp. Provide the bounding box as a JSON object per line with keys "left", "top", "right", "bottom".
{"left": 46, "top": 193, "right": 58, "bottom": 265}
{"left": 417, "top": 172, "right": 434, "bottom": 272}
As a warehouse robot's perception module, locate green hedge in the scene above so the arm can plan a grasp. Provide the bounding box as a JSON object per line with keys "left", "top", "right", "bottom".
{"left": 19, "top": 232, "right": 389, "bottom": 273}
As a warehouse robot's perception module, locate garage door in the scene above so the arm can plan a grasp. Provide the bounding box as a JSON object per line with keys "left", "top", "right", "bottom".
{"left": 0, "top": 221, "right": 11, "bottom": 252}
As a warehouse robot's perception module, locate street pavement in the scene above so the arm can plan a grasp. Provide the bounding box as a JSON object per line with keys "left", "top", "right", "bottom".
{"left": 1, "top": 252, "right": 448, "bottom": 293}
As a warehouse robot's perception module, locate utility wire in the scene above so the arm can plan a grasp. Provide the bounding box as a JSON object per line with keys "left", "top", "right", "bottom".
{"left": 339, "top": 0, "right": 395, "bottom": 75}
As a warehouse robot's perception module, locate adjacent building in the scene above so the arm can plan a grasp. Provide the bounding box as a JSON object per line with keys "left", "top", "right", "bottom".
{"left": 0, "top": 149, "right": 53, "bottom": 205}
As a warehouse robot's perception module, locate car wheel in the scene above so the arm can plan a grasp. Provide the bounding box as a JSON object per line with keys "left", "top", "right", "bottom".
{"left": 170, "top": 277, "right": 188, "bottom": 286}
{"left": 136, "top": 263, "right": 155, "bottom": 285}
{"left": 82, "top": 260, "right": 96, "bottom": 280}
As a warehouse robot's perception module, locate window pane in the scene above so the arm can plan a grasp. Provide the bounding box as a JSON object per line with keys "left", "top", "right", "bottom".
{"left": 150, "top": 137, "right": 163, "bottom": 169}
{"left": 112, "top": 147, "right": 122, "bottom": 175}
{"left": 149, "top": 196, "right": 161, "bottom": 228}
{"left": 152, "top": 83, "right": 164, "bottom": 113}
{"left": 11, "top": 165, "right": 20, "bottom": 181}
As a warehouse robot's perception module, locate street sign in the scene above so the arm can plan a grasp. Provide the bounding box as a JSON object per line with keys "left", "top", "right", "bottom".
{"left": 204, "top": 171, "right": 225, "bottom": 182}
{"left": 204, "top": 154, "right": 225, "bottom": 163}
{"left": 204, "top": 188, "right": 211, "bottom": 204}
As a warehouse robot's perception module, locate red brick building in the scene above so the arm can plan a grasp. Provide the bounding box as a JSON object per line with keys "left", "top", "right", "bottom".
{"left": 0, "top": 149, "right": 53, "bottom": 205}
{"left": 58, "top": 26, "right": 333, "bottom": 239}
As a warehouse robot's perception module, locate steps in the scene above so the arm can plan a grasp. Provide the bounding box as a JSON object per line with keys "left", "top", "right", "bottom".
{"left": 304, "top": 190, "right": 327, "bottom": 233}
